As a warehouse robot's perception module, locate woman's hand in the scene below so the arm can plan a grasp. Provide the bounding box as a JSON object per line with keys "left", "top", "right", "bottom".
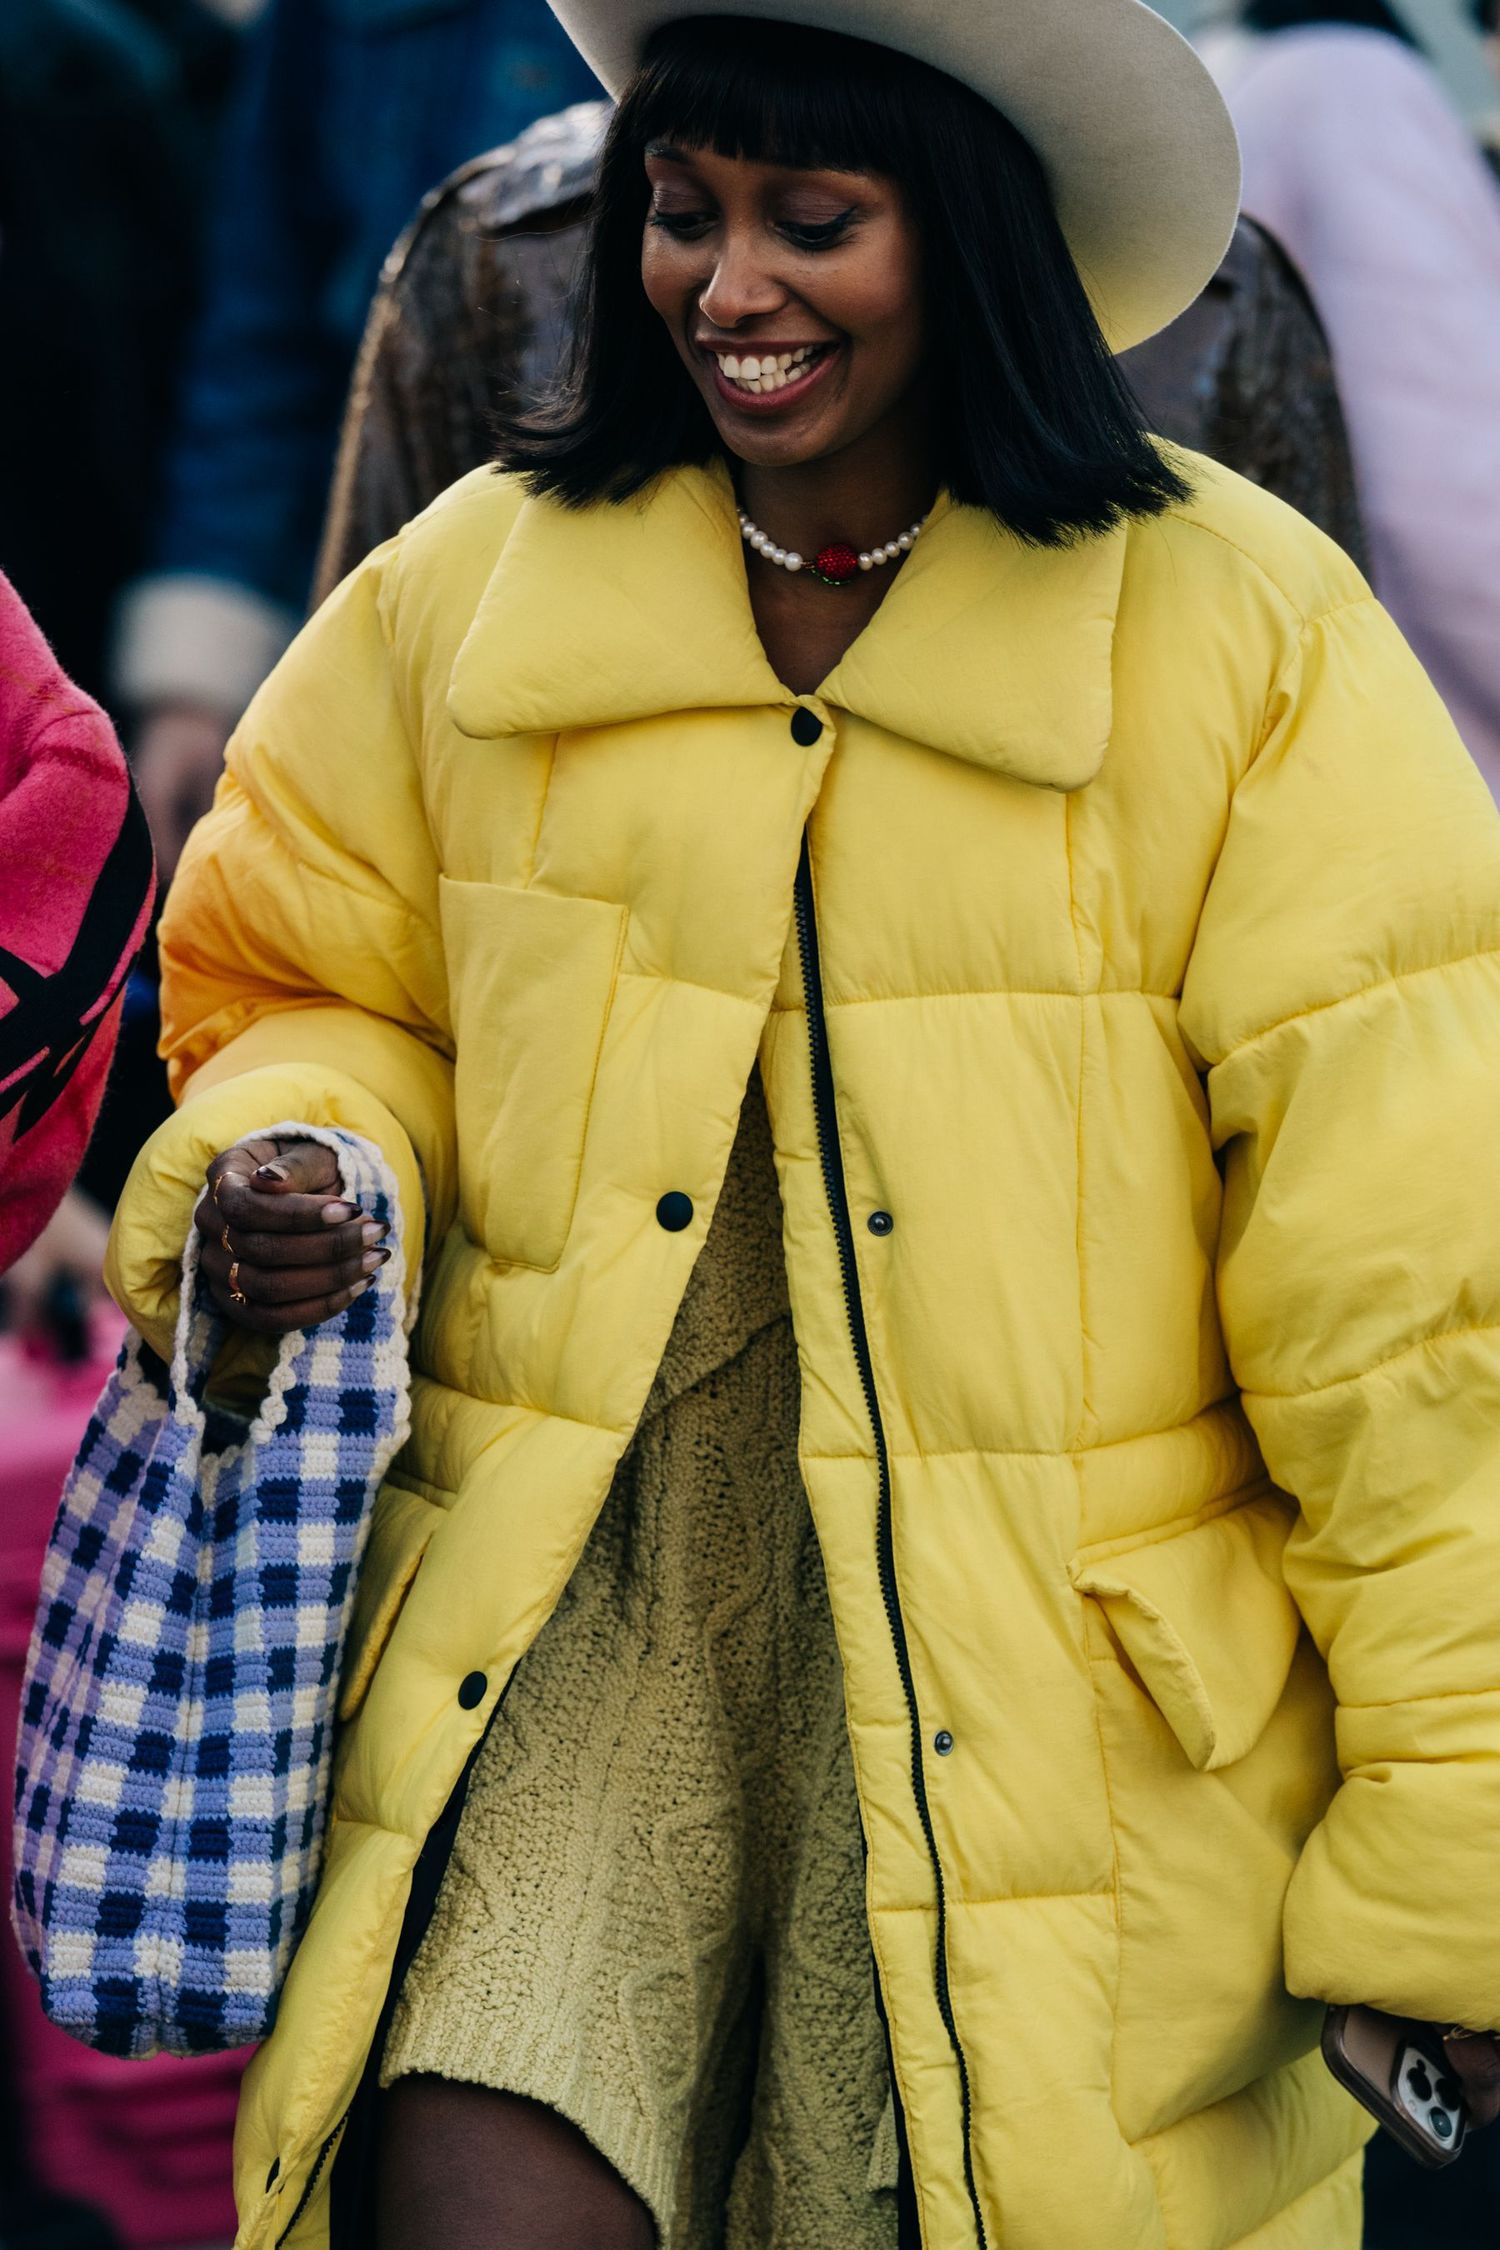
{"left": 194, "top": 1137, "right": 391, "bottom": 1335}
{"left": 1442, "top": 2031, "right": 1500, "bottom": 2128}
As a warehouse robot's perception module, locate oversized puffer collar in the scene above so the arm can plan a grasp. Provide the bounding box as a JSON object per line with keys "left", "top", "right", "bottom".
{"left": 446, "top": 459, "right": 1127, "bottom": 791}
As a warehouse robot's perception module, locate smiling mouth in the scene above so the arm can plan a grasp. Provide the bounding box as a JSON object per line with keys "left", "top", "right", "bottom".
{"left": 700, "top": 340, "right": 839, "bottom": 408}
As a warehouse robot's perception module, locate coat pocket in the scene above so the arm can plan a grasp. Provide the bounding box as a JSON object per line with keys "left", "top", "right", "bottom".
{"left": 439, "top": 878, "right": 627, "bottom": 1271}
{"left": 338, "top": 1484, "right": 443, "bottom": 1721}
{"left": 1070, "top": 1491, "right": 1303, "bottom": 1772}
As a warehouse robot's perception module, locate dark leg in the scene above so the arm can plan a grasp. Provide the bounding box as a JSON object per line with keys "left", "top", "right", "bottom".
{"left": 376, "top": 2078, "right": 656, "bottom": 2250}
{"left": 1362, "top": 2126, "right": 1500, "bottom": 2250}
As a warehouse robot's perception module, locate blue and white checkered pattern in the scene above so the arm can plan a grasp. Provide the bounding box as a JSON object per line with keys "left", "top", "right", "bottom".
{"left": 12, "top": 1126, "right": 413, "bottom": 2058}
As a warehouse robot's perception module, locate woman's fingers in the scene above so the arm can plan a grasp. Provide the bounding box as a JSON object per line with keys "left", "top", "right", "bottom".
{"left": 1444, "top": 2033, "right": 1500, "bottom": 2128}
{"left": 193, "top": 1135, "right": 394, "bottom": 1335}
{"left": 195, "top": 1138, "right": 278, "bottom": 1242}
{"left": 206, "top": 1274, "right": 375, "bottom": 1338}
{"left": 196, "top": 1137, "right": 363, "bottom": 1250}
{"left": 198, "top": 1238, "right": 382, "bottom": 1336}
{"left": 206, "top": 1152, "right": 357, "bottom": 1242}
{"left": 236, "top": 1135, "right": 343, "bottom": 1201}
{"left": 210, "top": 1215, "right": 389, "bottom": 1271}
{"left": 200, "top": 1237, "right": 387, "bottom": 1308}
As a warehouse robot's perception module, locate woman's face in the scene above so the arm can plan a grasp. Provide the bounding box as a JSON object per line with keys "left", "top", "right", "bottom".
{"left": 640, "top": 142, "right": 926, "bottom": 470}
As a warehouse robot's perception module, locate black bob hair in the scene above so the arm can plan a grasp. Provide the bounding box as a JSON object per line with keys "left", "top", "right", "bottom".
{"left": 495, "top": 15, "right": 1191, "bottom": 545}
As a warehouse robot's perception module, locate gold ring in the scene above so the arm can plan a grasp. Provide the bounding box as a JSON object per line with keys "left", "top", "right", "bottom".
{"left": 228, "top": 1260, "right": 249, "bottom": 1308}
{"left": 221, "top": 1225, "right": 234, "bottom": 1256}
{"left": 212, "top": 1171, "right": 249, "bottom": 1211}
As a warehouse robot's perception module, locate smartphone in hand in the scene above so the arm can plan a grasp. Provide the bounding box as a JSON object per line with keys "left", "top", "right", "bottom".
{"left": 1323, "top": 2005, "right": 1470, "bottom": 2168}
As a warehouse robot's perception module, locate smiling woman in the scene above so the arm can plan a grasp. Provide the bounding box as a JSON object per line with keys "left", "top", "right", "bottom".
{"left": 499, "top": 16, "right": 1192, "bottom": 545}
{"left": 101, "top": 3, "right": 1500, "bottom": 2247}
{"left": 642, "top": 134, "right": 924, "bottom": 447}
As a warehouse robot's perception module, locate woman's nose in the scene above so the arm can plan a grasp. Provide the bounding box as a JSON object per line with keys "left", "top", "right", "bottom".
{"left": 698, "top": 238, "right": 786, "bottom": 330}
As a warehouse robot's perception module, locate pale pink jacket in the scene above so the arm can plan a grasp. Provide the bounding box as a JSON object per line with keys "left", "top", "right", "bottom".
{"left": 1210, "top": 25, "right": 1500, "bottom": 797}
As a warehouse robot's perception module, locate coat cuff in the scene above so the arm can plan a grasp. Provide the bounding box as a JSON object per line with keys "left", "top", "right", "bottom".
{"left": 1283, "top": 1693, "right": 1500, "bottom": 2031}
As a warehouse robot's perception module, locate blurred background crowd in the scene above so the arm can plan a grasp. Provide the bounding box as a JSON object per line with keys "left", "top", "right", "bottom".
{"left": 1, "top": 0, "right": 1498, "bottom": 2242}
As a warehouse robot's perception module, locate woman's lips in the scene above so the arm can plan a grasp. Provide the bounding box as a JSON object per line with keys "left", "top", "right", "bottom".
{"left": 702, "top": 341, "right": 840, "bottom": 415}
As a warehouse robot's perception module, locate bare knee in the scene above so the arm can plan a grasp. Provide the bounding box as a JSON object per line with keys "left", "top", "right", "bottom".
{"left": 377, "top": 2078, "right": 656, "bottom": 2250}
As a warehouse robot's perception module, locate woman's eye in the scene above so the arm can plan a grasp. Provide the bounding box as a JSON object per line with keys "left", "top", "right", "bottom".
{"left": 780, "top": 211, "right": 857, "bottom": 251}
{"left": 648, "top": 209, "right": 713, "bottom": 238}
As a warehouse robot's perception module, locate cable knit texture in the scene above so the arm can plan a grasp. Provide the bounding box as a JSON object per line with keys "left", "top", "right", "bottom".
{"left": 382, "top": 1076, "right": 897, "bottom": 2245}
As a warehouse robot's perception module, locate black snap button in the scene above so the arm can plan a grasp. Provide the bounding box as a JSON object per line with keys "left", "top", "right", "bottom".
{"left": 933, "top": 1729, "right": 954, "bottom": 1756}
{"left": 868, "top": 1209, "right": 894, "bottom": 1237}
{"left": 789, "top": 706, "right": 823, "bottom": 746}
{"left": 656, "top": 1191, "right": 694, "bottom": 1232}
{"left": 458, "top": 1671, "right": 488, "bottom": 1710}
{"left": 266, "top": 2157, "right": 281, "bottom": 2190}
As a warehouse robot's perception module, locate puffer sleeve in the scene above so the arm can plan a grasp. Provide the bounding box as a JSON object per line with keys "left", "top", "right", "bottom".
{"left": 1178, "top": 587, "right": 1500, "bottom": 2029}
{"left": 106, "top": 539, "right": 456, "bottom": 1362}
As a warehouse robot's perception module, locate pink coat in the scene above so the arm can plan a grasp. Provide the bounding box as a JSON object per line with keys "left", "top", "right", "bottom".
{"left": 0, "top": 573, "right": 155, "bottom": 1274}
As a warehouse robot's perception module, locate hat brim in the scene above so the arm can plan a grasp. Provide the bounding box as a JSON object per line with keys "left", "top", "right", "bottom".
{"left": 545, "top": 0, "right": 1241, "bottom": 351}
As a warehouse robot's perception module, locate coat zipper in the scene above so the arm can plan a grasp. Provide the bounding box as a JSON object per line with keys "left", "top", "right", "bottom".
{"left": 792, "top": 830, "right": 990, "bottom": 2250}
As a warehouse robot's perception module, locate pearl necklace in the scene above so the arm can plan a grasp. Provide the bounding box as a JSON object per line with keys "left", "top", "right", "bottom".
{"left": 737, "top": 508, "right": 929, "bottom": 588}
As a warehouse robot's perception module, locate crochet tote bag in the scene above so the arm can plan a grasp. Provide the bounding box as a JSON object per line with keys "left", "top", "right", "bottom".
{"left": 12, "top": 1124, "right": 413, "bottom": 2058}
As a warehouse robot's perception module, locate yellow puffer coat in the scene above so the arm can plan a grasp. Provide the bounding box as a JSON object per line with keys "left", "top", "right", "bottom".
{"left": 109, "top": 456, "right": 1500, "bottom": 2250}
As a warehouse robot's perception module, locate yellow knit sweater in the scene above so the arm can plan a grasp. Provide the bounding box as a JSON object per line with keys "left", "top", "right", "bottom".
{"left": 382, "top": 1076, "right": 899, "bottom": 2245}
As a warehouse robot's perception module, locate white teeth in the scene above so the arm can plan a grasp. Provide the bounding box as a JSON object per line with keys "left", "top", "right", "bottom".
{"left": 715, "top": 342, "right": 825, "bottom": 395}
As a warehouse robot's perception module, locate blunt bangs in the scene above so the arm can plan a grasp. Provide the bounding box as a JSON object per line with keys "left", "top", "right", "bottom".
{"left": 496, "top": 15, "right": 1191, "bottom": 543}
{"left": 623, "top": 16, "right": 961, "bottom": 176}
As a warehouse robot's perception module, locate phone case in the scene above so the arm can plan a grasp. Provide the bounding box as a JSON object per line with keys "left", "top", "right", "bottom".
{"left": 1322, "top": 2005, "right": 1469, "bottom": 2169}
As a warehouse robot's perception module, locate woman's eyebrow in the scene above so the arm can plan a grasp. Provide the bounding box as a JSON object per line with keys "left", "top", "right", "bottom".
{"left": 644, "top": 141, "right": 692, "bottom": 163}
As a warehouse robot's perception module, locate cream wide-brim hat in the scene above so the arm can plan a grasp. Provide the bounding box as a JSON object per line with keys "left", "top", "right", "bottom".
{"left": 545, "top": 0, "right": 1241, "bottom": 351}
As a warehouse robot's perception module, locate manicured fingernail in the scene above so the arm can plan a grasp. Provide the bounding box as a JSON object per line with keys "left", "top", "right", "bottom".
{"left": 254, "top": 1163, "right": 289, "bottom": 1183}
{"left": 360, "top": 1250, "right": 384, "bottom": 1274}
{"left": 321, "top": 1200, "right": 359, "bottom": 1223}
{"left": 360, "top": 1221, "right": 384, "bottom": 1246}
{"left": 351, "top": 1277, "right": 372, "bottom": 1298}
